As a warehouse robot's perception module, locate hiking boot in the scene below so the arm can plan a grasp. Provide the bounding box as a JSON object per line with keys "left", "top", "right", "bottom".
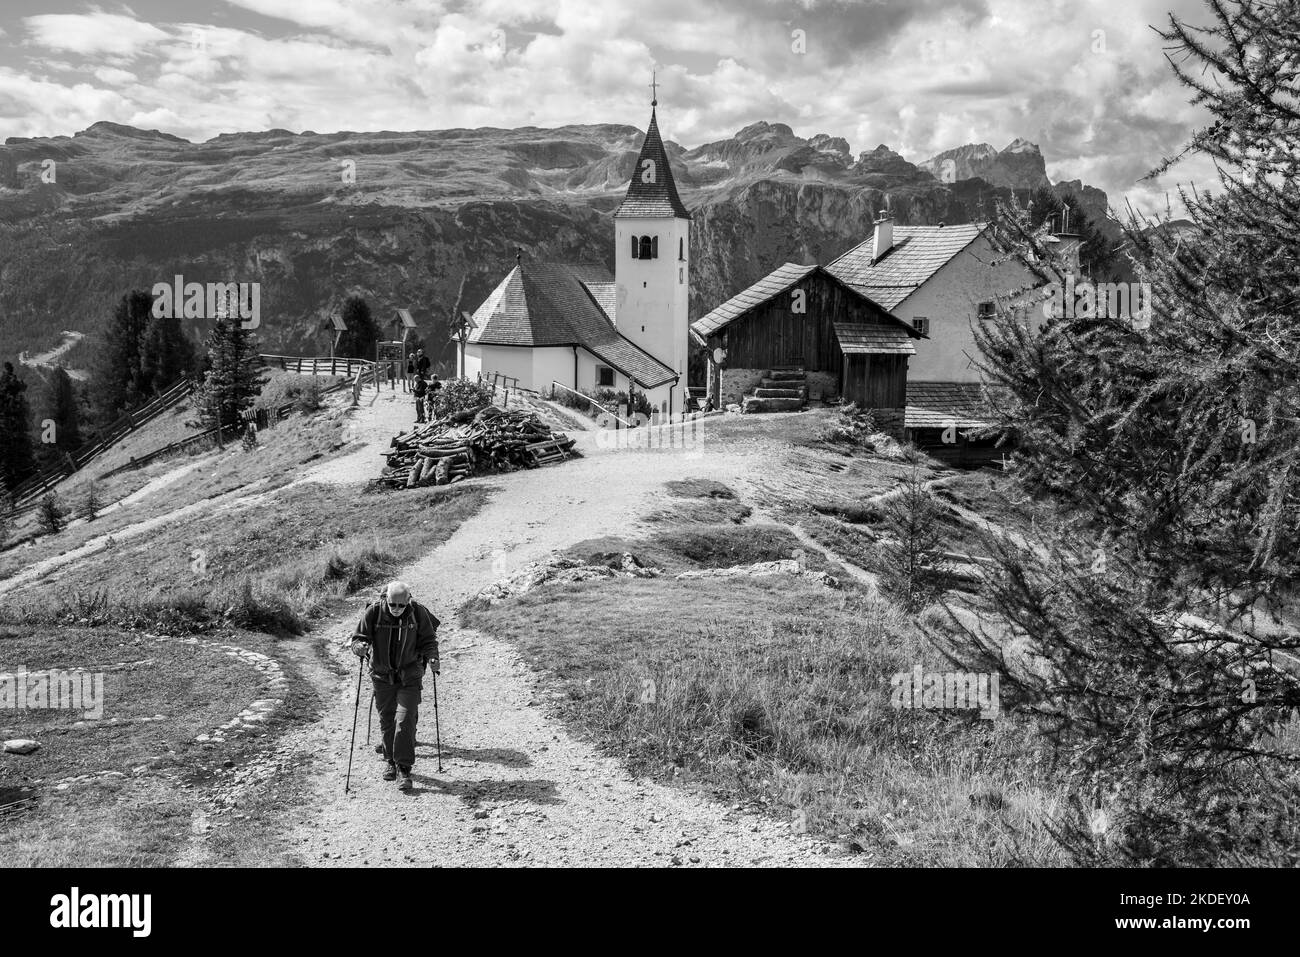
{"left": 375, "top": 744, "right": 385, "bottom": 756}
{"left": 382, "top": 762, "right": 397, "bottom": 781}
{"left": 398, "top": 768, "right": 413, "bottom": 791}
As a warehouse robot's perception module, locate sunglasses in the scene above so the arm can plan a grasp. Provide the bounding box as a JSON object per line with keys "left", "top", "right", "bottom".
{"left": 386, "top": 601, "right": 408, "bottom": 613}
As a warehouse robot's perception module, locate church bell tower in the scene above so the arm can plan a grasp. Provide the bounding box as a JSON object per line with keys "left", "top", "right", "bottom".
{"left": 614, "top": 75, "right": 691, "bottom": 412}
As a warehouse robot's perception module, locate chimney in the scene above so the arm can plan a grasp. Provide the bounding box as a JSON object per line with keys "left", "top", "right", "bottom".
{"left": 872, "top": 211, "right": 894, "bottom": 262}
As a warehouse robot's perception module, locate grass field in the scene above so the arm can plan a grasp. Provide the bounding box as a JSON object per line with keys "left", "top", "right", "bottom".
{"left": 0, "top": 387, "right": 488, "bottom": 866}
{"left": 464, "top": 504, "right": 1069, "bottom": 865}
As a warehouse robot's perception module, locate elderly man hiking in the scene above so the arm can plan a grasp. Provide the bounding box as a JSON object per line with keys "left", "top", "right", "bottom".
{"left": 351, "top": 581, "right": 440, "bottom": 790}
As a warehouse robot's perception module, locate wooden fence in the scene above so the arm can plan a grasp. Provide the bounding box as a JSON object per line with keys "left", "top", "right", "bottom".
{"left": 4, "top": 378, "right": 195, "bottom": 513}
{"left": 2, "top": 354, "right": 377, "bottom": 520}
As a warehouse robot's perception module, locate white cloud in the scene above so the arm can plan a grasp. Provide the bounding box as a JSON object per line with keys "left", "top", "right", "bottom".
{"left": 0, "top": 0, "right": 1214, "bottom": 214}
{"left": 23, "top": 12, "right": 169, "bottom": 58}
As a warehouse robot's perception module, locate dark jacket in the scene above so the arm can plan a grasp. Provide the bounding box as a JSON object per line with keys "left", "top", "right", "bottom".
{"left": 413, "top": 378, "right": 428, "bottom": 399}
{"left": 354, "top": 600, "right": 440, "bottom": 686}
{"left": 416, "top": 355, "right": 431, "bottom": 375}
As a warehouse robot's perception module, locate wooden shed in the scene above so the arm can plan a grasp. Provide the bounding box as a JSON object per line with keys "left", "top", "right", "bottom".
{"left": 690, "top": 263, "right": 924, "bottom": 414}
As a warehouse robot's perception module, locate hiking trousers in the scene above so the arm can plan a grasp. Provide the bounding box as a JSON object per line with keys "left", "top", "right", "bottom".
{"left": 373, "top": 678, "right": 421, "bottom": 770}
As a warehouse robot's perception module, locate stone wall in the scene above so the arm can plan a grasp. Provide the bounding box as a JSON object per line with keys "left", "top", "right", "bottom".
{"left": 805, "top": 370, "right": 837, "bottom": 402}
{"left": 719, "top": 367, "right": 766, "bottom": 408}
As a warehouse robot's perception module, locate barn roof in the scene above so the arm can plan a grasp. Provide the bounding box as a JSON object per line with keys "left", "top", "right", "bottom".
{"left": 833, "top": 322, "right": 916, "bottom": 355}
{"left": 468, "top": 262, "right": 677, "bottom": 390}
{"left": 905, "top": 381, "right": 993, "bottom": 429}
{"left": 615, "top": 107, "right": 690, "bottom": 220}
{"left": 690, "top": 262, "right": 921, "bottom": 344}
{"left": 827, "top": 223, "right": 986, "bottom": 310}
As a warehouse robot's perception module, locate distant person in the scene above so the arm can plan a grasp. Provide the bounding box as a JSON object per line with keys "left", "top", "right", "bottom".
{"left": 415, "top": 349, "right": 431, "bottom": 378}
{"left": 405, "top": 354, "right": 416, "bottom": 392}
{"left": 413, "top": 375, "right": 428, "bottom": 423}
{"left": 351, "top": 581, "right": 440, "bottom": 791}
{"left": 429, "top": 374, "right": 442, "bottom": 394}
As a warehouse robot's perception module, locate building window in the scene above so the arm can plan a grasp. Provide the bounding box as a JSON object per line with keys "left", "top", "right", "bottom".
{"left": 638, "top": 235, "right": 658, "bottom": 259}
{"left": 977, "top": 301, "right": 997, "bottom": 321}
{"left": 630, "top": 235, "right": 638, "bottom": 258}
{"left": 912, "top": 317, "right": 929, "bottom": 335}
{"left": 679, "top": 237, "right": 685, "bottom": 261}
{"left": 596, "top": 365, "right": 615, "bottom": 388}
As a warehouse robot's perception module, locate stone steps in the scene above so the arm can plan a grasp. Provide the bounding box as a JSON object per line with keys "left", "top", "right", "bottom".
{"left": 759, "top": 378, "right": 806, "bottom": 389}
{"left": 754, "top": 387, "right": 806, "bottom": 399}
{"left": 742, "top": 396, "right": 806, "bottom": 413}
{"left": 768, "top": 369, "right": 806, "bottom": 382}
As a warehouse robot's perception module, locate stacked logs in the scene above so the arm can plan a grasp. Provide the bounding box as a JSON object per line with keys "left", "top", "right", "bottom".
{"left": 376, "top": 406, "right": 578, "bottom": 489}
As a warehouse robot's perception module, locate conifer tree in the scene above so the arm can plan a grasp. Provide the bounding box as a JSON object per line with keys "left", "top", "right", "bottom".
{"left": 943, "top": 0, "right": 1300, "bottom": 865}
{"left": 0, "top": 361, "right": 35, "bottom": 491}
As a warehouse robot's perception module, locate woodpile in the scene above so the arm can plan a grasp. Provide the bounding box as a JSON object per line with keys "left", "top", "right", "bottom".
{"left": 376, "top": 406, "right": 578, "bottom": 488}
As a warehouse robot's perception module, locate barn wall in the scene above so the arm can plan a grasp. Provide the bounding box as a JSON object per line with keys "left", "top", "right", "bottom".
{"left": 711, "top": 271, "right": 901, "bottom": 372}
{"left": 841, "top": 354, "right": 909, "bottom": 409}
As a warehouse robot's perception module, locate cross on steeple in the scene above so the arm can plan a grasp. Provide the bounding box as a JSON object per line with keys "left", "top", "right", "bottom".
{"left": 649, "top": 71, "right": 658, "bottom": 107}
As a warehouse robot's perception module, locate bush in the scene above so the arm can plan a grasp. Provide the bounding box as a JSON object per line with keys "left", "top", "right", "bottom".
{"left": 295, "top": 381, "right": 323, "bottom": 414}
{"left": 820, "top": 403, "right": 877, "bottom": 445}
{"left": 428, "top": 379, "right": 494, "bottom": 420}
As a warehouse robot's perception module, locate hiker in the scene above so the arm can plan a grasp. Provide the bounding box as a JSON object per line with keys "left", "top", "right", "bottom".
{"left": 350, "top": 581, "right": 440, "bottom": 791}
{"left": 415, "top": 349, "right": 431, "bottom": 378}
{"left": 413, "top": 375, "right": 428, "bottom": 423}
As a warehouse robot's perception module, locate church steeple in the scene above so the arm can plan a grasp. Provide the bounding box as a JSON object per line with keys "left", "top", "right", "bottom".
{"left": 615, "top": 88, "right": 689, "bottom": 220}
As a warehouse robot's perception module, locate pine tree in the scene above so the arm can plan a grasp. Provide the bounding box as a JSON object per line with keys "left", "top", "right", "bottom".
{"left": 0, "top": 361, "right": 35, "bottom": 491}
{"left": 876, "top": 471, "right": 952, "bottom": 613}
{"left": 89, "top": 289, "right": 152, "bottom": 425}
{"left": 337, "top": 294, "right": 380, "bottom": 360}
{"left": 88, "top": 288, "right": 193, "bottom": 430}
{"left": 949, "top": 0, "right": 1300, "bottom": 865}
{"left": 196, "top": 316, "right": 267, "bottom": 437}
{"left": 33, "top": 366, "right": 82, "bottom": 471}
{"left": 36, "top": 493, "right": 64, "bottom": 535}
{"left": 76, "top": 482, "right": 103, "bottom": 521}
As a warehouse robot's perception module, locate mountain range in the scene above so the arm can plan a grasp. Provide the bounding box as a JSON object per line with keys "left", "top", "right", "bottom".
{"left": 0, "top": 119, "right": 1115, "bottom": 370}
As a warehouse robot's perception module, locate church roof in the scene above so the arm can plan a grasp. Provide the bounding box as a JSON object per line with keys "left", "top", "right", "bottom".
{"left": 468, "top": 262, "right": 678, "bottom": 390}
{"left": 614, "top": 107, "right": 690, "bottom": 220}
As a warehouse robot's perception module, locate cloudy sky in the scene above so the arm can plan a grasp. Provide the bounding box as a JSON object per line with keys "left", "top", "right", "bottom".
{"left": 0, "top": 0, "right": 1216, "bottom": 214}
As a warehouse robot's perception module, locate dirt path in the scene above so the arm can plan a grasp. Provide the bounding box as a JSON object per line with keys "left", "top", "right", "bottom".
{"left": 271, "top": 420, "right": 862, "bottom": 867}
{"left": 18, "top": 330, "right": 87, "bottom": 381}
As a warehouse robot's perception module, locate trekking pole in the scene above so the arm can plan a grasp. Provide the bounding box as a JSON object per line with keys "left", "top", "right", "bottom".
{"left": 431, "top": 666, "right": 443, "bottom": 772}
{"left": 345, "top": 653, "right": 367, "bottom": 794}
{"left": 365, "top": 692, "right": 374, "bottom": 746}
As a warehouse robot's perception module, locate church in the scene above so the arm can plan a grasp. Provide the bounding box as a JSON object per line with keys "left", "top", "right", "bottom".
{"left": 459, "top": 92, "right": 692, "bottom": 417}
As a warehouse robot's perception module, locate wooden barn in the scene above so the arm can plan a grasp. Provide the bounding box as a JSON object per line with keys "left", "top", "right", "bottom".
{"left": 690, "top": 263, "right": 924, "bottom": 418}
